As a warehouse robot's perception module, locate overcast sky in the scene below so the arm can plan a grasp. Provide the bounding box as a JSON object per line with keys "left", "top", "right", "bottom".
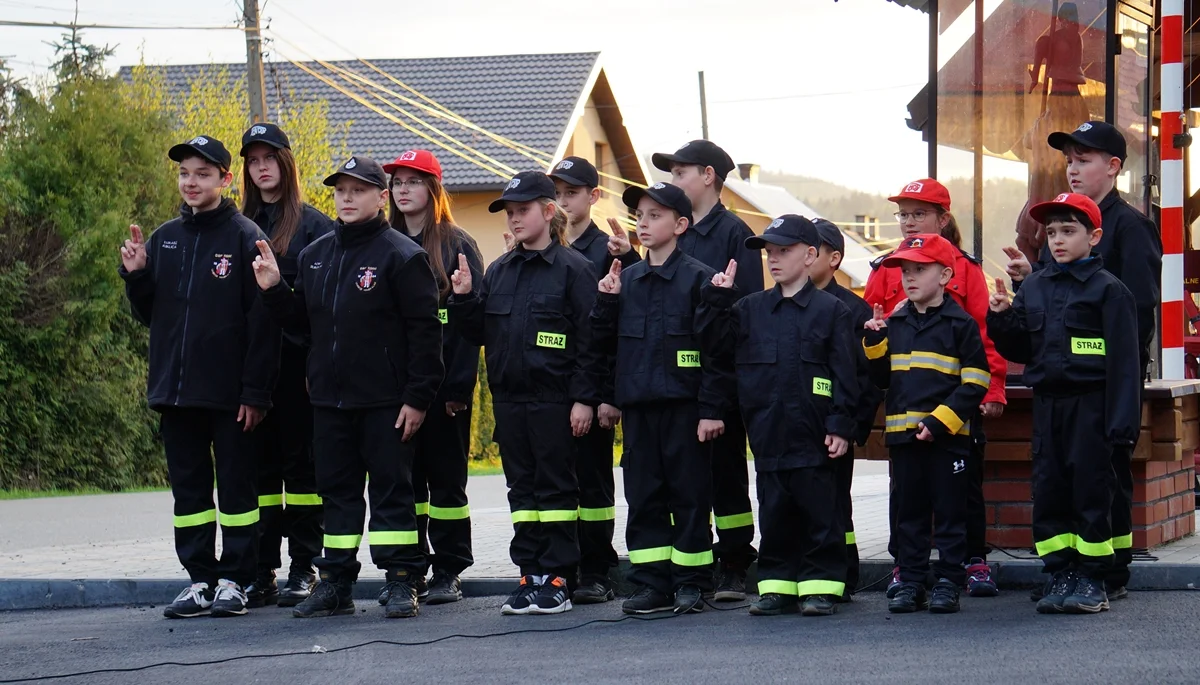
{"left": 3, "top": 0, "right": 940, "bottom": 194}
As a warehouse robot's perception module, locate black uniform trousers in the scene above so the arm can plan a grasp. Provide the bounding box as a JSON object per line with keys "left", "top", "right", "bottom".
{"left": 1032, "top": 391, "right": 1116, "bottom": 581}
{"left": 757, "top": 463, "right": 847, "bottom": 598}
{"left": 834, "top": 447, "right": 859, "bottom": 593}
{"left": 623, "top": 401, "right": 714, "bottom": 594}
{"left": 1108, "top": 377, "right": 1141, "bottom": 587}
{"left": 575, "top": 418, "right": 618, "bottom": 581}
{"left": 411, "top": 403, "right": 474, "bottom": 577}
{"left": 255, "top": 341, "right": 322, "bottom": 574}
{"left": 311, "top": 406, "right": 422, "bottom": 581}
{"left": 892, "top": 441, "right": 969, "bottom": 587}
{"left": 160, "top": 407, "right": 260, "bottom": 586}
{"left": 492, "top": 401, "right": 580, "bottom": 578}
{"left": 711, "top": 412, "right": 757, "bottom": 570}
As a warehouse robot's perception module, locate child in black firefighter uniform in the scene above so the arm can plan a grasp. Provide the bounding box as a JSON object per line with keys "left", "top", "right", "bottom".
{"left": 988, "top": 193, "right": 1139, "bottom": 614}
{"left": 862, "top": 233, "right": 989, "bottom": 615}
{"left": 120, "top": 135, "right": 279, "bottom": 619}
{"left": 705, "top": 215, "right": 859, "bottom": 617}
{"left": 591, "top": 182, "right": 733, "bottom": 615}
{"left": 253, "top": 156, "right": 444, "bottom": 620}
{"left": 449, "top": 171, "right": 601, "bottom": 615}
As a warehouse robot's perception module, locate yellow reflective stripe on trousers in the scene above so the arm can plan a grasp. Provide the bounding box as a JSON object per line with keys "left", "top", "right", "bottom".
{"left": 324, "top": 533, "right": 362, "bottom": 549}
{"left": 1035, "top": 533, "right": 1076, "bottom": 556}
{"left": 845, "top": 531, "right": 857, "bottom": 545}
{"left": 671, "top": 548, "right": 714, "bottom": 567}
{"left": 628, "top": 546, "right": 672, "bottom": 564}
{"left": 579, "top": 506, "right": 616, "bottom": 522}
{"left": 930, "top": 404, "right": 965, "bottom": 434}
{"left": 219, "top": 509, "right": 260, "bottom": 527}
{"left": 863, "top": 338, "right": 888, "bottom": 360}
{"left": 285, "top": 493, "right": 322, "bottom": 506}
{"left": 796, "top": 579, "right": 846, "bottom": 597}
{"left": 1112, "top": 533, "right": 1133, "bottom": 550}
{"left": 174, "top": 509, "right": 216, "bottom": 528}
{"left": 415, "top": 502, "right": 430, "bottom": 516}
{"left": 757, "top": 579, "right": 798, "bottom": 596}
{"left": 511, "top": 510, "right": 539, "bottom": 523}
{"left": 258, "top": 494, "right": 283, "bottom": 507}
{"left": 1076, "top": 537, "right": 1115, "bottom": 557}
{"left": 428, "top": 504, "right": 470, "bottom": 520}
{"left": 714, "top": 512, "right": 754, "bottom": 530}
{"left": 961, "top": 366, "right": 991, "bottom": 388}
{"left": 539, "top": 509, "right": 579, "bottom": 522}
{"left": 370, "top": 530, "right": 418, "bottom": 545}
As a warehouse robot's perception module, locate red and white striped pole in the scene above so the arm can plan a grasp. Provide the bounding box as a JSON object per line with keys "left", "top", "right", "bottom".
{"left": 1161, "top": 0, "right": 1185, "bottom": 380}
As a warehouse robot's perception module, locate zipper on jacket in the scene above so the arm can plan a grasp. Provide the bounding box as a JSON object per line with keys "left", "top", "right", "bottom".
{"left": 174, "top": 231, "right": 201, "bottom": 405}
{"left": 330, "top": 246, "right": 345, "bottom": 408}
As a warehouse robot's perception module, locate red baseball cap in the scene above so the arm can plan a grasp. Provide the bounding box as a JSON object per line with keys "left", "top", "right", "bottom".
{"left": 383, "top": 149, "right": 443, "bottom": 181}
{"left": 1028, "top": 192, "right": 1102, "bottom": 230}
{"left": 888, "top": 178, "right": 951, "bottom": 211}
{"left": 881, "top": 233, "right": 957, "bottom": 270}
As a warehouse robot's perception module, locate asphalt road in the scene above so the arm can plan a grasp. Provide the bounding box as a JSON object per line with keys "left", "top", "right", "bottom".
{"left": 1, "top": 590, "right": 1198, "bottom": 684}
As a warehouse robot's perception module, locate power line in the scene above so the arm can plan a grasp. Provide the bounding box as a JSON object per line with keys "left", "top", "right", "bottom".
{"left": 0, "top": 19, "right": 246, "bottom": 31}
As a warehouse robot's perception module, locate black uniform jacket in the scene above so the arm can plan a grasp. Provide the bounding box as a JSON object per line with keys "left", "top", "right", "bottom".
{"left": 250, "top": 202, "right": 334, "bottom": 347}
{"left": 822, "top": 280, "right": 885, "bottom": 446}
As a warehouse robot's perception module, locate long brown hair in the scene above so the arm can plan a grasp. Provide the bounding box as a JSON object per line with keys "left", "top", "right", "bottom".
{"left": 388, "top": 171, "right": 459, "bottom": 297}
{"left": 241, "top": 145, "right": 304, "bottom": 255}
{"left": 938, "top": 210, "right": 963, "bottom": 248}
{"left": 539, "top": 198, "right": 569, "bottom": 246}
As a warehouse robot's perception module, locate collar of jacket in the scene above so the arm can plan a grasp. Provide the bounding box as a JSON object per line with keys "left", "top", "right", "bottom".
{"left": 633, "top": 245, "right": 685, "bottom": 281}
{"left": 1098, "top": 187, "right": 1123, "bottom": 212}
{"left": 334, "top": 212, "right": 390, "bottom": 247}
{"left": 180, "top": 197, "right": 237, "bottom": 228}
{"left": 1048, "top": 252, "right": 1105, "bottom": 282}
{"left": 690, "top": 201, "right": 727, "bottom": 237}
{"left": 891, "top": 294, "right": 970, "bottom": 322}
{"left": 500, "top": 240, "right": 561, "bottom": 266}
{"left": 571, "top": 221, "right": 603, "bottom": 251}
{"left": 769, "top": 278, "right": 816, "bottom": 310}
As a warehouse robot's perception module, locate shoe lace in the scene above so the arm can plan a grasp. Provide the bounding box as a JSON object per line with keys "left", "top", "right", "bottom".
{"left": 215, "top": 580, "right": 245, "bottom": 602}
{"left": 1050, "top": 572, "right": 1077, "bottom": 595}
{"left": 383, "top": 578, "right": 414, "bottom": 599}
{"left": 630, "top": 585, "right": 657, "bottom": 601}
{"left": 174, "top": 582, "right": 208, "bottom": 603}
{"left": 967, "top": 565, "right": 992, "bottom": 583}
{"left": 1073, "top": 575, "right": 1099, "bottom": 595}
{"left": 429, "top": 570, "right": 452, "bottom": 588}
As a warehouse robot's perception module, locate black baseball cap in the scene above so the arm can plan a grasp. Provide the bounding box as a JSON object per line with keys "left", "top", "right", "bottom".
{"left": 323, "top": 156, "right": 387, "bottom": 189}
{"left": 168, "top": 135, "right": 232, "bottom": 170}
{"left": 1048, "top": 121, "right": 1127, "bottom": 162}
{"left": 488, "top": 171, "right": 557, "bottom": 213}
{"left": 549, "top": 156, "right": 599, "bottom": 188}
{"left": 651, "top": 140, "right": 736, "bottom": 180}
{"left": 240, "top": 122, "right": 291, "bottom": 156}
{"left": 812, "top": 218, "right": 845, "bottom": 254}
{"left": 622, "top": 182, "right": 693, "bottom": 225}
{"left": 745, "top": 214, "right": 820, "bottom": 250}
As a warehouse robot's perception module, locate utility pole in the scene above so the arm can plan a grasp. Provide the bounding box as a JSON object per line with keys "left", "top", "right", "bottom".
{"left": 243, "top": 0, "right": 268, "bottom": 124}
{"left": 698, "top": 71, "right": 709, "bottom": 140}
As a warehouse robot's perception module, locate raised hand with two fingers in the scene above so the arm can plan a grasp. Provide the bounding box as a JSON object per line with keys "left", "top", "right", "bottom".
{"left": 864, "top": 303, "right": 888, "bottom": 332}
{"left": 605, "top": 217, "right": 632, "bottom": 256}
{"left": 120, "top": 224, "right": 148, "bottom": 272}
{"left": 252, "top": 240, "right": 282, "bottom": 290}
{"left": 710, "top": 259, "right": 737, "bottom": 288}
{"left": 451, "top": 253, "right": 473, "bottom": 295}
{"left": 989, "top": 278, "right": 1012, "bottom": 313}
{"left": 598, "top": 259, "right": 622, "bottom": 295}
{"left": 1002, "top": 246, "right": 1032, "bottom": 282}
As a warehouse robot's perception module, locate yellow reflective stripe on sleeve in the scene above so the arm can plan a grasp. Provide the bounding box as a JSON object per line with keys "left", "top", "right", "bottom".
{"left": 677, "top": 350, "right": 701, "bottom": 367}
{"left": 886, "top": 411, "right": 971, "bottom": 436}
{"left": 813, "top": 377, "right": 832, "bottom": 397}
{"left": 218, "top": 509, "right": 260, "bottom": 527}
{"left": 671, "top": 548, "right": 714, "bottom": 567}
{"left": 930, "top": 405, "right": 965, "bottom": 434}
{"left": 369, "top": 530, "right": 419, "bottom": 545}
{"left": 757, "top": 579, "right": 799, "bottom": 596}
{"left": 578, "top": 506, "right": 616, "bottom": 522}
{"left": 863, "top": 337, "right": 888, "bottom": 360}
{"left": 1075, "top": 537, "right": 1115, "bottom": 557}
{"left": 258, "top": 494, "right": 283, "bottom": 507}
{"left": 628, "top": 546, "right": 673, "bottom": 564}
{"left": 1071, "top": 337, "right": 1105, "bottom": 355}
{"left": 511, "top": 510, "right": 539, "bottom": 523}
{"left": 428, "top": 504, "right": 470, "bottom": 520}
{"left": 285, "top": 493, "right": 322, "bottom": 506}
{"left": 536, "top": 332, "right": 566, "bottom": 349}
{"left": 324, "top": 533, "right": 362, "bottom": 549}
{"left": 845, "top": 531, "right": 857, "bottom": 545}
{"left": 1112, "top": 533, "right": 1133, "bottom": 550}
{"left": 1035, "top": 533, "right": 1076, "bottom": 556}
{"left": 961, "top": 366, "right": 991, "bottom": 388}
{"left": 796, "top": 579, "right": 847, "bottom": 597}
{"left": 174, "top": 509, "right": 217, "bottom": 528}
{"left": 415, "top": 502, "right": 430, "bottom": 516}
{"left": 714, "top": 512, "right": 755, "bottom": 530}
{"left": 539, "top": 509, "right": 579, "bottom": 523}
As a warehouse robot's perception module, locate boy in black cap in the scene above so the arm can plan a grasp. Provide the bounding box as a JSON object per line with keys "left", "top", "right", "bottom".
{"left": 652, "top": 140, "right": 762, "bottom": 599}
{"left": 809, "top": 218, "right": 884, "bottom": 601}
{"left": 253, "top": 155, "right": 444, "bottom": 620}
{"left": 591, "top": 181, "right": 733, "bottom": 615}
{"left": 450, "top": 170, "right": 602, "bottom": 615}
{"left": 704, "top": 215, "right": 859, "bottom": 617}
{"left": 120, "top": 135, "right": 279, "bottom": 618}
{"left": 1005, "top": 120, "right": 1162, "bottom": 598}
{"left": 549, "top": 156, "right": 642, "bottom": 603}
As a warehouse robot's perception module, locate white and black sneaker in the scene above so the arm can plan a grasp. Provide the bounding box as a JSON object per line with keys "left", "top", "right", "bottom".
{"left": 501, "top": 575, "right": 541, "bottom": 615}
{"left": 211, "top": 578, "right": 250, "bottom": 617}
{"left": 163, "top": 582, "right": 214, "bottom": 619}
{"left": 529, "top": 575, "right": 573, "bottom": 615}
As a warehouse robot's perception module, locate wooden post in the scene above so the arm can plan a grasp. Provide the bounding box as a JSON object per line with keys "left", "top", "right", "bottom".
{"left": 243, "top": 0, "right": 268, "bottom": 124}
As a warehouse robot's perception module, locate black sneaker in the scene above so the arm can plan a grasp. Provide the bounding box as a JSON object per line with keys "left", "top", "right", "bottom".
{"left": 749, "top": 593, "right": 800, "bottom": 616}
{"left": 211, "top": 579, "right": 249, "bottom": 617}
{"left": 885, "top": 566, "right": 902, "bottom": 599}
{"left": 277, "top": 570, "right": 316, "bottom": 608}
{"left": 572, "top": 576, "right": 615, "bottom": 604}
{"left": 1062, "top": 575, "right": 1109, "bottom": 614}
{"left": 801, "top": 594, "right": 838, "bottom": 617}
{"left": 425, "top": 571, "right": 462, "bottom": 605}
{"left": 622, "top": 585, "right": 674, "bottom": 615}
{"left": 382, "top": 571, "right": 420, "bottom": 618}
{"left": 1035, "top": 571, "right": 1077, "bottom": 614}
{"left": 501, "top": 575, "right": 541, "bottom": 615}
{"left": 529, "top": 575, "right": 573, "bottom": 615}
{"left": 293, "top": 575, "right": 355, "bottom": 618}
{"left": 888, "top": 582, "right": 929, "bottom": 614}
{"left": 673, "top": 584, "right": 704, "bottom": 614}
{"left": 163, "top": 582, "right": 214, "bottom": 619}
{"left": 379, "top": 574, "right": 428, "bottom": 605}
{"left": 928, "top": 578, "right": 961, "bottom": 614}
{"left": 713, "top": 564, "right": 746, "bottom": 602}
{"left": 1106, "top": 583, "right": 1129, "bottom": 601}
{"left": 245, "top": 569, "right": 279, "bottom": 608}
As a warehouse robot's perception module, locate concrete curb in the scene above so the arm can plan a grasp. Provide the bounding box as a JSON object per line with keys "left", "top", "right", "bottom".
{"left": 2, "top": 558, "right": 1196, "bottom": 611}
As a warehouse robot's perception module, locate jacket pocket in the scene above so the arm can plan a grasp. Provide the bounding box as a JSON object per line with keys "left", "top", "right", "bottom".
{"left": 736, "top": 341, "right": 777, "bottom": 406}
{"left": 1063, "top": 305, "right": 1106, "bottom": 365}
{"left": 617, "top": 316, "right": 647, "bottom": 375}
{"left": 800, "top": 340, "right": 833, "bottom": 402}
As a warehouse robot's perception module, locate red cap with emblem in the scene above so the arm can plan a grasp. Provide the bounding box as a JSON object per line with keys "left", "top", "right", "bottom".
{"left": 881, "top": 233, "right": 958, "bottom": 270}
{"left": 383, "top": 149, "right": 443, "bottom": 181}
{"left": 1028, "top": 192, "right": 1102, "bottom": 231}
{"left": 888, "top": 178, "right": 951, "bottom": 211}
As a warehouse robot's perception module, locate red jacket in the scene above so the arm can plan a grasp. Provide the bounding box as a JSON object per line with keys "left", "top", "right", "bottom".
{"left": 863, "top": 247, "right": 1007, "bottom": 406}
